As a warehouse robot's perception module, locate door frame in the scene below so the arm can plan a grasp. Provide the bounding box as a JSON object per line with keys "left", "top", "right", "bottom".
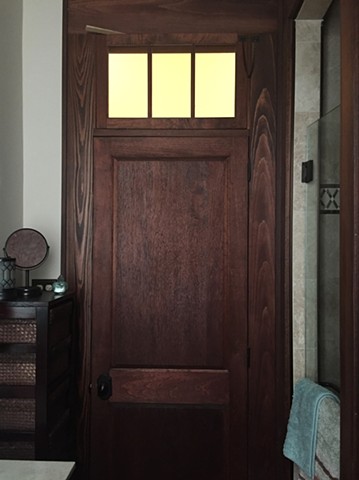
{"left": 63, "top": 8, "right": 292, "bottom": 480}
{"left": 339, "top": 0, "right": 359, "bottom": 477}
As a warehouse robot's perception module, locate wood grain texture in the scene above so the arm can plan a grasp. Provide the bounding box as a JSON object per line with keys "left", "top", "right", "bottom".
{"left": 109, "top": 368, "right": 229, "bottom": 404}
{"left": 63, "top": 3, "right": 293, "bottom": 479}
{"left": 247, "top": 34, "right": 277, "bottom": 480}
{"left": 113, "top": 158, "right": 225, "bottom": 367}
{"left": 90, "top": 135, "right": 248, "bottom": 480}
{"left": 274, "top": 3, "right": 295, "bottom": 478}
{"left": 67, "top": 0, "right": 278, "bottom": 34}
{"left": 64, "top": 33, "right": 97, "bottom": 479}
{"left": 340, "top": 0, "right": 359, "bottom": 478}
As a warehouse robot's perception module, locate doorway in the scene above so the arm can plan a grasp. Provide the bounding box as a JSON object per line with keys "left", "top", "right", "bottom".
{"left": 64, "top": 26, "right": 291, "bottom": 480}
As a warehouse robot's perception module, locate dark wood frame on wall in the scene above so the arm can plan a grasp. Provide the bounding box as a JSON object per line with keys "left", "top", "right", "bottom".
{"left": 61, "top": 1, "right": 294, "bottom": 479}
{"left": 340, "top": 0, "right": 359, "bottom": 478}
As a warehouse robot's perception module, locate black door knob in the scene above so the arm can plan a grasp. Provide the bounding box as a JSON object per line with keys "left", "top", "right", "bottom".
{"left": 97, "top": 373, "right": 112, "bottom": 400}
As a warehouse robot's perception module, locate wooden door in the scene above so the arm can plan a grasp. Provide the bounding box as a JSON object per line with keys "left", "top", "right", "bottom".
{"left": 91, "top": 134, "right": 248, "bottom": 480}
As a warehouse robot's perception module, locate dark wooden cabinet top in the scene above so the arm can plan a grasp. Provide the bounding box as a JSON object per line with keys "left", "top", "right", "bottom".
{"left": 0, "top": 292, "right": 75, "bottom": 309}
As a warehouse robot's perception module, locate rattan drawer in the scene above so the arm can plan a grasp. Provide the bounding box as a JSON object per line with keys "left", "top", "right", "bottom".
{"left": 0, "top": 319, "right": 36, "bottom": 344}
{"left": 0, "top": 398, "right": 35, "bottom": 431}
{"left": 0, "top": 353, "right": 36, "bottom": 385}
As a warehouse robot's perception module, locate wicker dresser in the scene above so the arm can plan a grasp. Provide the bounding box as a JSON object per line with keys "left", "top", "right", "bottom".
{"left": 0, "top": 292, "right": 76, "bottom": 461}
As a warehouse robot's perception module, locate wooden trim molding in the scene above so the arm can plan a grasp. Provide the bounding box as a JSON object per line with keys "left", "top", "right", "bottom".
{"left": 340, "top": 0, "right": 359, "bottom": 478}
{"left": 66, "top": 1, "right": 278, "bottom": 35}
{"left": 247, "top": 32, "right": 291, "bottom": 479}
{"left": 275, "top": 3, "right": 296, "bottom": 477}
{"left": 64, "top": 32, "right": 97, "bottom": 479}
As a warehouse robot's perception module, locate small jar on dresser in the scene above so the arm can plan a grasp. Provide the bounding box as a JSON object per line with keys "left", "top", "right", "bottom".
{"left": 0, "top": 291, "right": 76, "bottom": 461}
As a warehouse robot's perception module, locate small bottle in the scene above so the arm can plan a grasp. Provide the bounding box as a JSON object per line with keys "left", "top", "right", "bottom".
{"left": 52, "top": 275, "right": 68, "bottom": 294}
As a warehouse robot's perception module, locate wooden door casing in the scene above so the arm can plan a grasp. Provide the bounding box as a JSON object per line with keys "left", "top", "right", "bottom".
{"left": 64, "top": 14, "right": 292, "bottom": 477}
{"left": 247, "top": 34, "right": 279, "bottom": 479}
{"left": 91, "top": 135, "right": 249, "bottom": 480}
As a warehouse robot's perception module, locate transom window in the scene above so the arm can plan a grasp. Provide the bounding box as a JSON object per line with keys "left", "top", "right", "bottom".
{"left": 108, "top": 51, "right": 236, "bottom": 119}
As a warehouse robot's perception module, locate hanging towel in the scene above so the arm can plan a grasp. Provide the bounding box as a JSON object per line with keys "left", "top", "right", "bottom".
{"left": 283, "top": 378, "right": 340, "bottom": 479}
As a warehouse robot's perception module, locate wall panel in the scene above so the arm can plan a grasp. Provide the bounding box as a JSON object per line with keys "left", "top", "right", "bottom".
{"left": 67, "top": 0, "right": 278, "bottom": 34}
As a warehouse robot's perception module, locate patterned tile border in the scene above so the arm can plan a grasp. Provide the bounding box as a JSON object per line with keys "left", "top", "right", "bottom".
{"left": 320, "top": 184, "right": 340, "bottom": 214}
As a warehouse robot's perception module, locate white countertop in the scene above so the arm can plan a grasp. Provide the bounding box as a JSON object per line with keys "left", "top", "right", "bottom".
{"left": 0, "top": 461, "right": 75, "bottom": 480}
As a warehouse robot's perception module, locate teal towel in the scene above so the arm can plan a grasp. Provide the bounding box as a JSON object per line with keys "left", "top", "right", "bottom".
{"left": 283, "top": 378, "right": 340, "bottom": 478}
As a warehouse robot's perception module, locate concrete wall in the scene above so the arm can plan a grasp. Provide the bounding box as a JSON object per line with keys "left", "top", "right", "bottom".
{"left": 292, "top": 0, "right": 340, "bottom": 388}
{"left": 292, "top": 19, "right": 322, "bottom": 384}
{"left": 318, "top": 0, "right": 341, "bottom": 387}
{"left": 0, "top": 1, "right": 24, "bottom": 258}
{"left": 0, "top": 0, "right": 63, "bottom": 282}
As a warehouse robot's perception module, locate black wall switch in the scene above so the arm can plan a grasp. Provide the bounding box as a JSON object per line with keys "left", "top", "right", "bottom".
{"left": 301, "top": 160, "right": 314, "bottom": 183}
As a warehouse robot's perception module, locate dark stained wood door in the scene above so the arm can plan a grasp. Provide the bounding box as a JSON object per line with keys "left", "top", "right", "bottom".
{"left": 90, "top": 134, "right": 249, "bottom": 480}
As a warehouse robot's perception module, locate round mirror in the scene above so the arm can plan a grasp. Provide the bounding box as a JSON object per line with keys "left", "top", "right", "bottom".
{"left": 4, "top": 228, "right": 49, "bottom": 296}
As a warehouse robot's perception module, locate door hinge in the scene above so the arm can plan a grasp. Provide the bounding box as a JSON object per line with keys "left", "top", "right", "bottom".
{"left": 247, "top": 347, "right": 251, "bottom": 369}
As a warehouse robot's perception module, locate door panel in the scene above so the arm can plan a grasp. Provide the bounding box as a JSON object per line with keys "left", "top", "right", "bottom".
{"left": 112, "top": 406, "right": 226, "bottom": 479}
{"left": 113, "top": 158, "right": 225, "bottom": 367}
{"left": 91, "top": 135, "right": 248, "bottom": 480}
{"left": 109, "top": 368, "right": 229, "bottom": 405}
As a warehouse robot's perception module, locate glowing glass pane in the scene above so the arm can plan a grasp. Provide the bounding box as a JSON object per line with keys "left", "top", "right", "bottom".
{"left": 108, "top": 53, "right": 148, "bottom": 118}
{"left": 152, "top": 53, "right": 191, "bottom": 118}
{"left": 195, "top": 53, "right": 236, "bottom": 118}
